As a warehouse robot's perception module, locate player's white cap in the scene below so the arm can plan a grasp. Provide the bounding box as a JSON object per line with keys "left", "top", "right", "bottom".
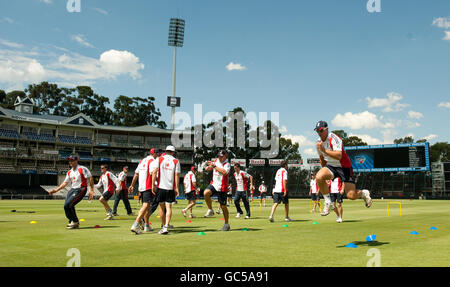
{"left": 165, "top": 145, "right": 176, "bottom": 152}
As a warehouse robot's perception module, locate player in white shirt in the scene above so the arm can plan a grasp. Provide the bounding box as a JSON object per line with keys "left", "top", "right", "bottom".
{"left": 314, "top": 120, "right": 372, "bottom": 216}
{"left": 259, "top": 181, "right": 268, "bottom": 207}
{"left": 309, "top": 174, "right": 321, "bottom": 213}
{"left": 269, "top": 160, "right": 293, "bottom": 222}
{"left": 112, "top": 166, "right": 133, "bottom": 216}
{"left": 330, "top": 177, "right": 344, "bottom": 223}
{"left": 48, "top": 155, "right": 94, "bottom": 229}
{"left": 151, "top": 145, "right": 181, "bottom": 235}
{"left": 203, "top": 149, "right": 231, "bottom": 231}
{"left": 233, "top": 163, "right": 253, "bottom": 219}
{"left": 129, "top": 148, "right": 160, "bottom": 234}
{"left": 94, "top": 164, "right": 120, "bottom": 220}
{"left": 181, "top": 166, "right": 200, "bottom": 219}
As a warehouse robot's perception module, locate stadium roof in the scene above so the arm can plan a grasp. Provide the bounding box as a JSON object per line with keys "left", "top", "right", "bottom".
{"left": 0, "top": 107, "right": 177, "bottom": 135}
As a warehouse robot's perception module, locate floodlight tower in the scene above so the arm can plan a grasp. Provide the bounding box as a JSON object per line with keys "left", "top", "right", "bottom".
{"left": 168, "top": 18, "right": 185, "bottom": 130}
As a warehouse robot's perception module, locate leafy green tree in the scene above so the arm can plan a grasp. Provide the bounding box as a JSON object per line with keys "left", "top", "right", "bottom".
{"left": 1, "top": 90, "right": 26, "bottom": 109}
{"left": 394, "top": 136, "right": 414, "bottom": 144}
{"left": 113, "top": 95, "right": 166, "bottom": 128}
{"left": 331, "top": 129, "right": 367, "bottom": 146}
{"left": 429, "top": 142, "right": 450, "bottom": 162}
{"left": 0, "top": 89, "right": 6, "bottom": 105}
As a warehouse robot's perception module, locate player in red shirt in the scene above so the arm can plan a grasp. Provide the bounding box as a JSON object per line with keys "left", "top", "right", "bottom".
{"left": 182, "top": 166, "right": 200, "bottom": 219}
{"left": 95, "top": 164, "right": 120, "bottom": 220}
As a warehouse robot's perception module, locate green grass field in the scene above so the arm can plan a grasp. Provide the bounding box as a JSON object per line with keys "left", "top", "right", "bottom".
{"left": 0, "top": 198, "right": 449, "bottom": 267}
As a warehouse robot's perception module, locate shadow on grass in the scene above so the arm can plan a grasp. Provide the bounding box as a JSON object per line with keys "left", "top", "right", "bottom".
{"left": 341, "top": 220, "right": 362, "bottom": 223}
{"left": 78, "top": 210, "right": 99, "bottom": 212}
{"left": 336, "top": 241, "right": 390, "bottom": 248}
{"left": 78, "top": 226, "right": 121, "bottom": 229}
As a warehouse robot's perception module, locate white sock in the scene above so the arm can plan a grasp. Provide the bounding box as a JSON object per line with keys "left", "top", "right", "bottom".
{"left": 323, "top": 194, "right": 331, "bottom": 205}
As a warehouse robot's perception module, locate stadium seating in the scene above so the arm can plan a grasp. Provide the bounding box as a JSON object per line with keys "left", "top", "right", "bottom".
{"left": 58, "top": 135, "right": 92, "bottom": 145}
{"left": 0, "top": 128, "right": 21, "bottom": 140}
{"left": 23, "top": 131, "right": 56, "bottom": 142}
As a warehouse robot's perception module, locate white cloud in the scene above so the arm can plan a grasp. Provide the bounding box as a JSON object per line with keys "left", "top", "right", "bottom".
{"left": 331, "top": 111, "right": 388, "bottom": 130}
{"left": 443, "top": 31, "right": 450, "bottom": 41}
{"left": 226, "top": 62, "right": 247, "bottom": 71}
{"left": 282, "top": 134, "right": 316, "bottom": 148}
{"left": 438, "top": 102, "right": 450, "bottom": 108}
{"left": 1, "top": 17, "right": 14, "bottom": 24}
{"left": 407, "top": 110, "right": 424, "bottom": 119}
{"left": 423, "top": 134, "right": 438, "bottom": 141}
{"left": 366, "top": 92, "right": 409, "bottom": 112}
{"left": 432, "top": 17, "right": 450, "bottom": 29}
{"left": 0, "top": 38, "right": 24, "bottom": 49}
{"left": 99, "top": 49, "right": 144, "bottom": 79}
{"left": 279, "top": 125, "right": 288, "bottom": 133}
{"left": 40, "top": 0, "right": 53, "bottom": 4}
{"left": 0, "top": 56, "right": 46, "bottom": 89}
{"left": 303, "top": 148, "right": 316, "bottom": 157}
{"left": 71, "top": 34, "right": 94, "bottom": 48}
{"left": 349, "top": 134, "right": 384, "bottom": 145}
{"left": 93, "top": 7, "right": 108, "bottom": 15}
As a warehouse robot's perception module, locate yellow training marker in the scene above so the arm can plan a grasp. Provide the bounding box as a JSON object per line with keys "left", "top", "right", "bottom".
{"left": 387, "top": 201, "right": 402, "bottom": 216}
{"left": 80, "top": 219, "right": 85, "bottom": 222}
{"left": 30, "top": 221, "right": 37, "bottom": 224}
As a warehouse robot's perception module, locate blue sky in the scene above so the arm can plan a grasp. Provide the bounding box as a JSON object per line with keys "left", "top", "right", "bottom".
{"left": 1, "top": 0, "right": 449, "bottom": 159}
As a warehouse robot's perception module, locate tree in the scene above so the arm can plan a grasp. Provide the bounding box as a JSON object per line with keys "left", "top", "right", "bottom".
{"left": 75, "top": 86, "right": 114, "bottom": 125}
{"left": 113, "top": 95, "right": 166, "bottom": 128}
{"left": 0, "top": 89, "right": 6, "bottom": 105}
{"left": 394, "top": 136, "right": 414, "bottom": 144}
{"left": 1, "top": 90, "right": 26, "bottom": 109}
{"left": 429, "top": 142, "right": 450, "bottom": 162}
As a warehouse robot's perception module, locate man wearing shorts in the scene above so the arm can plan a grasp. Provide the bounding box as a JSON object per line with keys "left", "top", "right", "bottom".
{"left": 152, "top": 145, "right": 180, "bottom": 235}
{"left": 48, "top": 155, "right": 94, "bottom": 229}
{"left": 129, "top": 148, "right": 159, "bottom": 234}
{"left": 259, "top": 181, "right": 267, "bottom": 207}
{"left": 112, "top": 166, "right": 133, "bottom": 216}
{"left": 95, "top": 164, "right": 120, "bottom": 220}
{"left": 309, "top": 174, "right": 321, "bottom": 213}
{"left": 182, "top": 166, "right": 200, "bottom": 219}
{"left": 233, "top": 163, "right": 253, "bottom": 219}
{"left": 203, "top": 149, "right": 231, "bottom": 231}
{"left": 269, "top": 160, "right": 293, "bottom": 222}
{"left": 314, "top": 120, "right": 372, "bottom": 216}
{"left": 330, "top": 177, "right": 344, "bottom": 223}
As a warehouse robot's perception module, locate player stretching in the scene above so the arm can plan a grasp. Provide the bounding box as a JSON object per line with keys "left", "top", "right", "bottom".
{"left": 203, "top": 149, "right": 231, "bottom": 231}
{"left": 182, "top": 166, "right": 200, "bottom": 219}
{"left": 259, "top": 181, "right": 267, "bottom": 207}
{"left": 269, "top": 160, "right": 293, "bottom": 222}
{"left": 95, "top": 164, "right": 120, "bottom": 220}
{"left": 129, "top": 148, "right": 159, "bottom": 234}
{"left": 309, "top": 174, "right": 321, "bottom": 213}
{"left": 48, "top": 155, "right": 94, "bottom": 229}
{"left": 233, "top": 163, "right": 253, "bottom": 219}
{"left": 151, "top": 145, "right": 180, "bottom": 235}
{"left": 313, "top": 120, "right": 372, "bottom": 216}
{"left": 330, "top": 177, "right": 344, "bottom": 223}
{"left": 112, "top": 166, "right": 133, "bottom": 216}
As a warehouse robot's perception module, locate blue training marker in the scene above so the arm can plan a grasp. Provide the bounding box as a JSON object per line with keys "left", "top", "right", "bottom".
{"left": 430, "top": 227, "right": 438, "bottom": 230}
{"left": 410, "top": 231, "right": 419, "bottom": 235}
{"left": 366, "top": 234, "right": 377, "bottom": 242}
{"left": 345, "top": 243, "right": 358, "bottom": 248}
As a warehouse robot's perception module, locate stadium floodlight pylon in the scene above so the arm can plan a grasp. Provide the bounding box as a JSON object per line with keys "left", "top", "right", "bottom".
{"left": 387, "top": 201, "right": 402, "bottom": 216}
{"left": 168, "top": 18, "right": 185, "bottom": 130}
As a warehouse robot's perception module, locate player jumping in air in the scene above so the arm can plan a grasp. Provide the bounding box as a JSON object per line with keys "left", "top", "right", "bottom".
{"left": 313, "top": 120, "right": 372, "bottom": 216}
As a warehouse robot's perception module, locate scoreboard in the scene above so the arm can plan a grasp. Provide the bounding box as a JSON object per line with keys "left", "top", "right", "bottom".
{"left": 345, "top": 142, "right": 430, "bottom": 172}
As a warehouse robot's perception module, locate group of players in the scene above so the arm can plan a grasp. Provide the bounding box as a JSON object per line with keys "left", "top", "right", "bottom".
{"left": 48, "top": 120, "right": 372, "bottom": 233}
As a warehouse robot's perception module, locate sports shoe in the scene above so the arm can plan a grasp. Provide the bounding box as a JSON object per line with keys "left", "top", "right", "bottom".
{"left": 245, "top": 215, "right": 250, "bottom": 219}
{"left": 221, "top": 223, "right": 231, "bottom": 231}
{"left": 131, "top": 225, "right": 142, "bottom": 235}
{"left": 104, "top": 214, "right": 114, "bottom": 220}
{"left": 66, "top": 221, "right": 73, "bottom": 227}
{"left": 235, "top": 213, "right": 242, "bottom": 218}
{"left": 144, "top": 225, "right": 153, "bottom": 232}
{"left": 181, "top": 209, "right": 187, "bottom": 218}
{"left": 311, "top": 208, "right": 316, "bottom": 213}
{"left": 66, "top": 222, "right": 79, "bottom": 229}
{"left": 216, "top": 209, "right": 221, "bottom": 215}
{"left": 320, "top": 203, "right": 331, "bottom": 216}
{"left": 189, "top": 214, "right": 196, "bottom": 219}
{"left": 362, "top": 189, "right": 372, "bottom": 208}
{"left": 204, "top": 209, "right": 215, "bottom": 217}
{"left": 160, "top": 224, "right": 174, "bottom": 229}
{"left": 336, "top": 217, "right": 343, "bottom": 223}
{"left": 269, "top": 216, "right": 274, "bottom": 223}
{"left": 284, "top": 217, "right": 294, "bottom": 222}
{"left": 158, "top": 228, "right": 169, "bottom": 235}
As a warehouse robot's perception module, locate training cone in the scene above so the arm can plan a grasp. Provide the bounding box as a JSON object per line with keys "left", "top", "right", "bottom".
{"left": 157, "top": 215, "right": 160, "bottom": 218}
{"left": 366, "top": 234, "right": 377, "bottom": 242}
{"left": 186, "top": 220, "right": 192, "bottom": 223}
{"left": 197, "top": 232, "right": 206, "bottom": 236}
{"left": 29, "top": 221, "right": 37, "bottom": 224}
{"left": 282, "top": 224, "right": 289, "bottom": 228}
{"left": 312, "top": 221, "right": 318, "bottom": 225}
{"left": 345, "top": 243, "right": 358, "bottom": 248}
{"left": 410, "top": 231, "right": 419, "bottom": 235}
{"left": 94, "top": 225, "right": 101, "bottom": 228}
{"left": 220, "top": 218, "right": 225, "bottom": 221}
{"left": 430, "top": 227, "right": 438, "bottom": 230}
{"left": 241, "top": 228, "right": 249, "bottom": 231}
{"left": 80, "top": 219, "right": 85, "bottom": 222}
